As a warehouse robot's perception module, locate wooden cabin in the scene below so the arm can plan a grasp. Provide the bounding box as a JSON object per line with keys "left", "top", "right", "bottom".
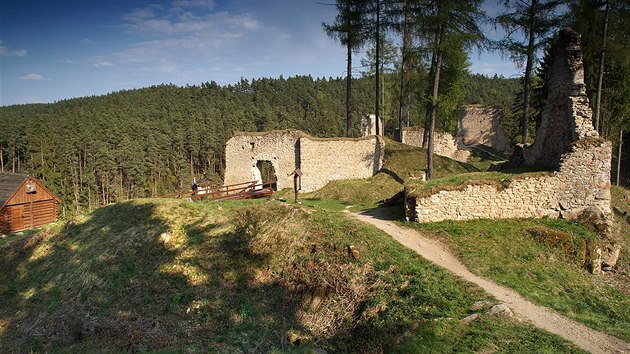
{"left": 0, "top": 173, "right": 60, "bottom": 234}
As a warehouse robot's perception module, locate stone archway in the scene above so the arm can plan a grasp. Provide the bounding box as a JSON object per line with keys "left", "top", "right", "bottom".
{"left": 254, "top": 160, "right": 278, "bottom": 191}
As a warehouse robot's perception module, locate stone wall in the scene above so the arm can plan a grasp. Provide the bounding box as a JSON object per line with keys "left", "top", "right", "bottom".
{"left": 458, "top": 105, "right": 511, "bottom": 153}
{"left": 406, "top": 28, "right": 612, "bottom": 225}
{"left": 223, "top": 130, "right": 384, "bottom": 192}
{"left": 405, "top": 140, "right": 611, "bottom": 223}
{"left": 300, "top": 136, "right": 384, "bottom": 192}
{"left": 401, "top": 127, "right": 471, "bottom": 162}
{"left": 522, "top": 28, "right": 599, "bottom": 169}
{"left": 223, "top": 130, "right": 301, "bottom": 190}
{"left": 360, "top": 114, "right": 383, "bottom": 137}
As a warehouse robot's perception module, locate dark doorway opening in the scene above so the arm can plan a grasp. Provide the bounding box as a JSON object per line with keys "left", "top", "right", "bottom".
{"left": 256, "top": 160, "right": 278, "bottom": 191}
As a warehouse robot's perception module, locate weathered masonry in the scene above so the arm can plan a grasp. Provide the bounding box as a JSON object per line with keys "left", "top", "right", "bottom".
{"left": 400, "top": 127, "right": 471, "bottom": 162}
{"left": 405, "top": 28, "right": 612, "bottom": 224}
{"left": 0, "top": 173, "right": 60, "bottom": 234}
{"left": 401, "top": 105, "right": 512, "bottom": 162}
{"left": 457, "top": 105, "right": 512, "bottom": 154}
{"left": 223, "top": 130, "right": 384, "bottom": 192}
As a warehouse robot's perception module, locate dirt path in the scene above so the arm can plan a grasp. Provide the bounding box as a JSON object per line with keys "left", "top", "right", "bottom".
{"left": 349, "top": 208, "right": 630, "bottom": 354}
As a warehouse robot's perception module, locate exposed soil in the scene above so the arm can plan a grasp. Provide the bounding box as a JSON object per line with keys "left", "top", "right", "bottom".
{"left": 349, "top": 208, "right": 630, "bottom": 354}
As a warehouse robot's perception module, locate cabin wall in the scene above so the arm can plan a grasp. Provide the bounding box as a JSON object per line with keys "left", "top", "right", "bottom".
{"left": 0, "top": 175, "right": 60, "bottom": 234}
{"left": 10, "top": 180, "right": 57, "bottom": 205}
{"left": 0, "top": 209, "right": 8, "bottom": 235}
{"left": 2, "top": 200, "right": 58, "bottom": 233}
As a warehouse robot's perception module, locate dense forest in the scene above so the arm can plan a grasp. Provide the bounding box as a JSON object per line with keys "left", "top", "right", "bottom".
{"left": 0, "top": 74, "right": 517, "bottom": 214}
{"left": 2, "top": 0, "right": 629, "bottom": 214}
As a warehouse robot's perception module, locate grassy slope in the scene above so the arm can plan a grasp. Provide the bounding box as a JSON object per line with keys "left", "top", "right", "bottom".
{"left": 308, "top": 141, "right": 629, "bottom": 342}
{"left": 408, "top": 217, "right": 630, "bottom": 341}
{"left": 306, "top": 139, "right": 479, "bottom": 208}
{"left": 0, "top": 199, "right": 582, "bottom": 352}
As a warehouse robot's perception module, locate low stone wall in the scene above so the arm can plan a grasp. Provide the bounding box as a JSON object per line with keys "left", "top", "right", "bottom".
{"left": 223, "top": 130, "right": 384, "bottom": 192}
{"left": 401, "top": 127, "right": 470, "bottom": 162}
{"left": 300, "top": 136, "right": 384, "bottom": 192}
{"left": 405, "top": 140, "right": 612, "bottom": 223}
{"left": 458, "top": 105, "right": 512, "bottom": 153}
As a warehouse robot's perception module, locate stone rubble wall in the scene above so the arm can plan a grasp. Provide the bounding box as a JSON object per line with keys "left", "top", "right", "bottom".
{"left": 523, "top": 28, "right": 599, "bottom": 169}
{"left": 457, "top": 105, "right": 512, "bottom": 154}
{"left": 300, "top": 136, "right": 384, "bottom": 192}
{"left": 405, "top": 140, "right": 611, "bottom": 223}
{"left": 360, "top": 114, "right": 384, "bottom": 137}
{"left": 223, "top": 130, "right": 384, "bottom": 193}
{"left": 401, "top": 127, "right": 471, "bottom": 162}
{"left": 223, "top": 130, "right": 301, "bottom": 190}
{"left": 406, "top": 28, "right": 612, "bottom": 225}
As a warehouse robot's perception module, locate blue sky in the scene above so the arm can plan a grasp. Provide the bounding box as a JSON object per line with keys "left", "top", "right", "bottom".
{"left": 1, "top": 0, "right": 521, "bottom": 106}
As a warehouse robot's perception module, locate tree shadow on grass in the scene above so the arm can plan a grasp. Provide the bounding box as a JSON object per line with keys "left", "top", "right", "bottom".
{"left": 0, "top": 201, "right": 187, "bottom": 351}
{"left": 0, "top": 199, "right": 573, "bottom": 352}
{"left": 0, "top": 200, "right": 310, "bottom": 352}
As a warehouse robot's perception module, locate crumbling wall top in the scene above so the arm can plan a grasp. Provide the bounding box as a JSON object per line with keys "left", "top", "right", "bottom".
{"left": 520, "top": 27, "right": 599, "bottom": 169}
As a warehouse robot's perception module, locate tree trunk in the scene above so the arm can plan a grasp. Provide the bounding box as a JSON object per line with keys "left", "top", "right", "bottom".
{"left": 346, "top": 39, "right": 353, "bottom": 137}
{"left": 375, "top": 0, "right": 380, "bottom": 136}
{"left": 120, "top": 169, "right": 124, "bottom": 202}
{"left": 594, "top": 0, "right": 610, "bottom": 133}
{"left": 423, "top": 49, "right": 437, "bottom": 149}
{"left": 522, "top": 0, "right": 537, "bottom": 144}
{"left": 398, "top": 9, "right": 411, "bottom": 142}
{"left": 427, "top": 50, "right": 443, "bottom": 180}
{"left": 40, "top": 141, "right": 45, "bottom": 172}
{"left": 102, "top": 175, "right": 106, "bottom": 206}
{"left": 344, "top": 0, "right": 353, "bottom": 137}
{"left": 0, "top": 147, "right": 3, "bottom": 172}
{"left": 12, "top": 143, "right": 16, "bottom": 173}
{"left": 381, "top": 66, "right": 385, "bottom": 133}
{"left": 190, "top": 151, "right": 194, "bottom": 183}
{"left": 617, "top": 129, "right": 623, "bottom": 186}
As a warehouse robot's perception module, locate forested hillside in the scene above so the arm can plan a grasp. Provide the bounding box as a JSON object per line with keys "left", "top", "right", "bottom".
{"left": 0, "top": 74, "right": 517, "bottom": 215}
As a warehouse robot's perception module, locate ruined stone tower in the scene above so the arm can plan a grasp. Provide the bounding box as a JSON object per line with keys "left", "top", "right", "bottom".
{"left": 522, "top": 27, "right": 600, "bottom": 169}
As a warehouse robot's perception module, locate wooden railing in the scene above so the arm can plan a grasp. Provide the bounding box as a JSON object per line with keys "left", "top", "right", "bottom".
{"left": 161, "top": 181, "right": 275, "bottom": 201}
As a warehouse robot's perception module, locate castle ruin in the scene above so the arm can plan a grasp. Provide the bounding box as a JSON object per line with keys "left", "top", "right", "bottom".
{"left": 223, "top": 130, "right": 384, "bottom": 192}
{"left": 457, "top": 105, "right": 512, "bottom": 154}
{"left": 400, "top": 127, "right": 471, "bottom": 162}
{"left": 405, "top": 28, "right": 612, "bottom": 227}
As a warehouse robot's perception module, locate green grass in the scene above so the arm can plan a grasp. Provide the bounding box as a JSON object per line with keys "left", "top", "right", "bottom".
{"left": 306, "top": 138, "right": 481, "bottom": 209}
{"left": 0, "top": 198, "right": 583, "bottom": 352}
{"left": 465, "top": 144, "right": 510, "bottom": 171}
{"left": 610, "top": 185, "right": 630, "bottom": 294}
{"left": 406, "top": 217, "right": 630, "bottom": 342}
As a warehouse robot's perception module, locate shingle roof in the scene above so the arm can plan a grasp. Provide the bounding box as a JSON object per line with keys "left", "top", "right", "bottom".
{"left": 0, "top": 173, "right": 29, "bottom": 208}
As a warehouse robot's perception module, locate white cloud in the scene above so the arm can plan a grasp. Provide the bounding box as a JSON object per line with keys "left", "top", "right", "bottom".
{"left": 19, "top": 73, "right": 49, "bottom": 80}
{"left": 172, "top": 0, "right": 215, "bottom": 10}
{"left": 89, "top": 2, "right": 345, "bottom": 87}
{"left": 123, "top": 7, "right": 158, "bottom": 23}
{"left": 81, "top": 38, "right": 95, "bottom": 44}
{"left": 93, "top": 60, "right": 115, "bottom": 68}
{"left": 0, "top": 41, "right": 27, "bottom": 57}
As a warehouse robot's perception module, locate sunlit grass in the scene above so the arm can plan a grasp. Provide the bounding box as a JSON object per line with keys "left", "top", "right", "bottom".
{"left": 0, "top": 198, "right": 583, "bottom": 352}
{"left": 407, "top": 217, "right": 630, "bottom": 341}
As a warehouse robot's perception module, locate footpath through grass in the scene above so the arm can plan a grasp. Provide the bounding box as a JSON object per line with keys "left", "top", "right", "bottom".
{"left": 0, "top": 198, "right": 583, "bottom": 352}
{"left": 407, "top": 216, "right": 630, "bottom": 342}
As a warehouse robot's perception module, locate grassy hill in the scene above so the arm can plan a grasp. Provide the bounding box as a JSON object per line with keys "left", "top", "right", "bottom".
{"left": 306, "top": 139, "right": 481, "bottom": 208}
{"left": 1, "top": 142, "right": 627, "bottom": 352}
{"left": 1, "top": 198, "right": 583, "bottom": 352}
{"left": 306, "top": 142, "right": 630, "bottom": 343}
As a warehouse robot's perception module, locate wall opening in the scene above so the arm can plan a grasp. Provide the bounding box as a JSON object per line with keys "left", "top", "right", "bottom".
{"left": 256, "top": 160, "right": 278, "bottom": 191}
